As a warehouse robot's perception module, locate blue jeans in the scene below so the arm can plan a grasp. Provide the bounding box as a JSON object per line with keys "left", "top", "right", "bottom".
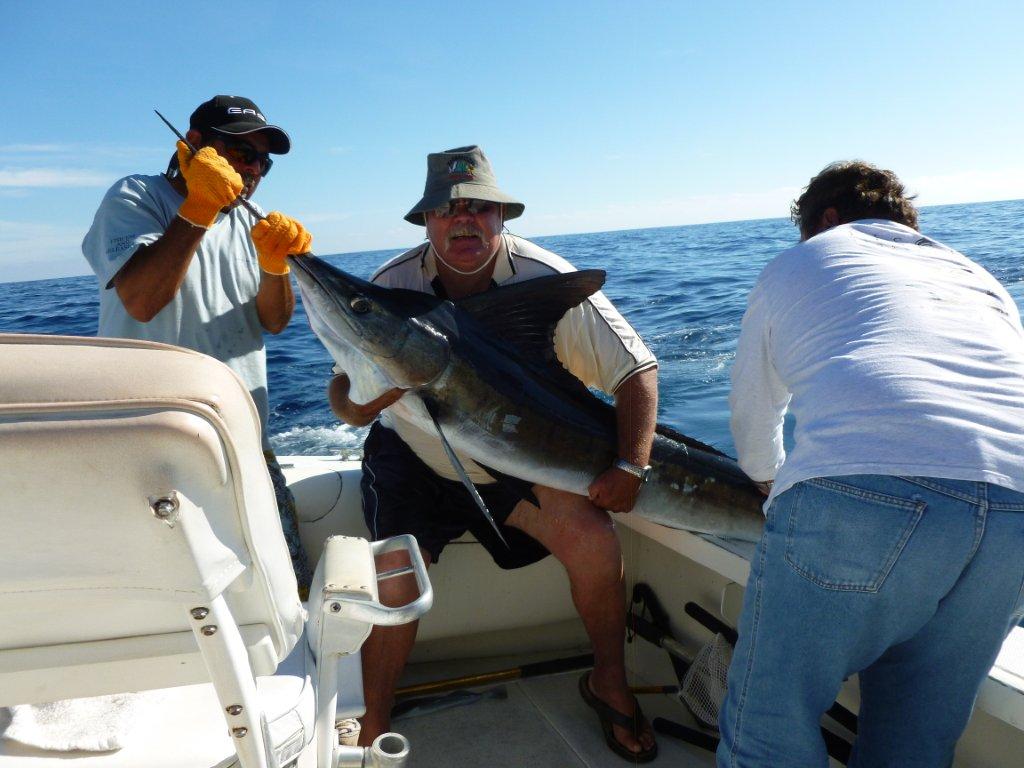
{"left": 717, "top": 476, "right": 1024, "bottom": 768}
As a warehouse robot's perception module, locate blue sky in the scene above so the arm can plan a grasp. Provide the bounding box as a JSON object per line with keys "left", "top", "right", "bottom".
{"left": 2, "top": 1, "right": 1022, "bottom": 282}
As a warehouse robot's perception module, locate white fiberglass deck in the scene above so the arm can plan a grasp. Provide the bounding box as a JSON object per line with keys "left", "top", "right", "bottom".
{"left": 394, "top": 667, "right": 717, "bottom": 768}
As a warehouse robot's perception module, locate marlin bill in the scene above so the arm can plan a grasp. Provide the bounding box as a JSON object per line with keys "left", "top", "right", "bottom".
{"left": 290, "top": 254, "right": 765, "bottom": 542}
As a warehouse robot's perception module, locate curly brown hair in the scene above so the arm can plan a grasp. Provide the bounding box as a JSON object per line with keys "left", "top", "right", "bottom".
{"left": 791, "top": 161, "right": 918, "bottom": 237}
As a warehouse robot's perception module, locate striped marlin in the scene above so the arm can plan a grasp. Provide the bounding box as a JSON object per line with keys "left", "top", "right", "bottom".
{"left": 289, "top": 253, "right": 765, "bottom": 542}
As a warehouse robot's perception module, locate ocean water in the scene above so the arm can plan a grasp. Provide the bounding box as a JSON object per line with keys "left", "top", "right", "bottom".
{"left": 3, "top": 200, "right": 1022, "bottom": 458}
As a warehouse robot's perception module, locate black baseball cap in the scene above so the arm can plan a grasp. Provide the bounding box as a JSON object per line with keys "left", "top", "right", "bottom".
{"left": 189, "top": 95, "right": 291, "bottom": 154}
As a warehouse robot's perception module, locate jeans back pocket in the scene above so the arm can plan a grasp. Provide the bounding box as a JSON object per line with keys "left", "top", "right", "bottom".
{"left": 783, "top": 477, "right": 925, "bottom": 592}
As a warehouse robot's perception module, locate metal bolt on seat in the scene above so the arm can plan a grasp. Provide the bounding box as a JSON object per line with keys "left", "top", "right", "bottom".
{"left": 190, "top": 607, "right": 209, "bottom": 620}
{"left": 201, "top": 625, "right": 218, "bottom": 636}
{"left": 231, "top": 727, "right": 248, "bottom": 738}
{"left": 226, "top": 704, "right": 244, "bottom": 716}
{"left": 151, "top": 497, "right": 178, "bottom": 518}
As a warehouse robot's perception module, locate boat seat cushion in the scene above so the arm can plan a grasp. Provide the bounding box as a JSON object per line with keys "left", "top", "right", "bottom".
{"left": 0, "top": 629, "right": 315, "bottom": 768}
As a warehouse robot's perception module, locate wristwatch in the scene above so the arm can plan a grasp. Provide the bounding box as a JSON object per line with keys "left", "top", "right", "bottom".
{"left": 613, "top": 458, "right": 653, "bottom": 483}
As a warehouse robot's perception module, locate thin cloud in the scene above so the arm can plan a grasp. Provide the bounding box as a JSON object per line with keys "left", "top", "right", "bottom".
{"left": 0, "top": 144, "right": 166, "bottom": 159}
{"left": 909, "top": 168, "right": 1024, "bottom": 207}
{"left": 298, "top": 211, "right": 356, "bottom": 224}
{"left": 0, "top": 168, "right": 113, "bottom": 188}
{"left": 0, "top": 219, "right": 89, "bottom": 280}
{"left": 90, "top": 145, "right": 168, "bottom": 159}
{"left": 0, "top": 144, "right": 73, "bottom": 154}
{"left": 525, "top": 185, "right": 802, "bottom": 235}
{"left": 0, "top": 219, "right": 82, "bottom": 245}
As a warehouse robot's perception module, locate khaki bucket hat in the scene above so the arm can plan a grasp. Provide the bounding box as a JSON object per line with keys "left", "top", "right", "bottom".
{"left": 405, "top": 145, "right": 525, "bottom": 225}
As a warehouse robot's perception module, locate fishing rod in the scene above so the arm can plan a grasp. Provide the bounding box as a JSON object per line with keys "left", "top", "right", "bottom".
{"left": 629, "top": 583, "right": 856, "bottom": 764}
{"left": 154, "top": 109, "right": 267, "bottom": 222}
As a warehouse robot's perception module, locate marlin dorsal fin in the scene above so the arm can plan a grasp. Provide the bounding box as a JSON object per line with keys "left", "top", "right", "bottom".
{"left": 655, "top": 422, "right": 728, "bottom": 458}
{"left": 455, "top": 270, "right": 606, "bottom": 363}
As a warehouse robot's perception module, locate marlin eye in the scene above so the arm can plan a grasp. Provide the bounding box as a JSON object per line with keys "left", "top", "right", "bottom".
{"left": 350, "top": 296, "right": 371, "bottom": 314}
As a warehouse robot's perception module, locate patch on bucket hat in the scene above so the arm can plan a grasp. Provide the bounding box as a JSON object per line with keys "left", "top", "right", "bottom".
{"left": 447, "top": 158, "right": 475, "bottom": 181}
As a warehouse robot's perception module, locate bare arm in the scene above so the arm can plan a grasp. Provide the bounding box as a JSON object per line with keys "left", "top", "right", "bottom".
{"left": 112, "top": 216, "right": 205, "bottom": 322}
{"left": 328, "top": 374, "right": 407, "bottom": 427}
{"left": 588, "top": 366, "right": 659, "bottom": 513}
{"left": 256, "top": 271, "right": 295, "bottom": 334}
{"left": 613, "top": 366, "right": 658, "bottom": 468}
{"left": 112, "top": 143, "right": 245, "bottom": 323}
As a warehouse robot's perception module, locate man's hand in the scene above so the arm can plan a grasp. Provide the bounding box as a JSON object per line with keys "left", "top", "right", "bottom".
{"left": 328, "top": 374, "right": 407, "bottom": 427}
{"left": 175, "top": 141, "right": 243, "bottom": 228}
{"left": 252, "top": 211, "right": 313, "bottom": 275}
{"left": 588, "top": 465, "right": 644, "bottom": 513}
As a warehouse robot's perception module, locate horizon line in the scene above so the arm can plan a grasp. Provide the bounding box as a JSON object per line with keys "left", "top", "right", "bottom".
{"left": 3, "top": 195, "right": 1022, "bottom": 287}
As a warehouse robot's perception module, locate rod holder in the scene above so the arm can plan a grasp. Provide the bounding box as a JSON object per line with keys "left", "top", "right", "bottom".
{"left": 334, "top": 732, "right": 410, "bottom": 767}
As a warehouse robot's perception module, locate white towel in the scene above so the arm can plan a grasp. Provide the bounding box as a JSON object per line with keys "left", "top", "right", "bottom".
{"left": 0, "top": 693, "right": 145, "bottom": 752}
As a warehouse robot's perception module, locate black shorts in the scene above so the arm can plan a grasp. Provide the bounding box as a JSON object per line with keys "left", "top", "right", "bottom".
{"left": 360, "top": 422, "right": 549, "bottom": 569}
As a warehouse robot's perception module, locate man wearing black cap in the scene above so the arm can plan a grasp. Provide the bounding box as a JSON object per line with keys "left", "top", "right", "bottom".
{"left": 83, "top": 95, "right": 311, "bottom": 586}
{"left": 328, "top": 146, "right": 659, "bottom": 761}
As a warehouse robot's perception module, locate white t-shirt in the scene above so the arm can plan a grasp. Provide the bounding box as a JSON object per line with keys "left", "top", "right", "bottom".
{"left": 82, "top": 174, "right": 272, "bottom": 447}
{"left": 730, "top": 219, "right": 1024, "bottom": 507}
{"left": 363, "top": 234, "right": 658, "bottom": 483}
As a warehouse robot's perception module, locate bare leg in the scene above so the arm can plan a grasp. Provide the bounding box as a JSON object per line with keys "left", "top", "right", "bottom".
{"left": 506, "top": 487, "right": 655, "bottom": 755}
{"left": 357, "top": 546, "right": 432, "bottom": 746}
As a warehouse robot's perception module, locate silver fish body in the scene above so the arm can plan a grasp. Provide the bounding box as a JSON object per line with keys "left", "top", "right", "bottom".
{"left": 290, "top": 254, "right": 765, "bottom": 542}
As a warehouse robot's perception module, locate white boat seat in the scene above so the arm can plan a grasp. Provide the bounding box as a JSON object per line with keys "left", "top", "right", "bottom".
{"left": 0, "top": 335, "right": 303, "bottom": 692}
{"left": 0, "top": 334, "right": 431, "bottom": 768}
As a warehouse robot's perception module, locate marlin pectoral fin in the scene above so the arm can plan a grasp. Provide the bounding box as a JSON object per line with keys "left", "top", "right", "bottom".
{"left": 425, "top": 404, "right": 510, "bottom": 549}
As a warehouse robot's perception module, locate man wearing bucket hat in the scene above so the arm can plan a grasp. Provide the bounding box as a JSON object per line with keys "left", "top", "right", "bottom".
{"left": 329, "top": 146, "right": 660, "bottom": 760}
{"left": 83, "top": 95, "right": 312, "bottom": 587}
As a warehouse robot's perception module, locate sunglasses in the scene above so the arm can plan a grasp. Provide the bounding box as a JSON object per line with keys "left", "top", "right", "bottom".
{"left": 215, "top": 136, "right": 274, "bottom": 177}
{"left": 430, "top": 199, "right": 498, "bottom": 218}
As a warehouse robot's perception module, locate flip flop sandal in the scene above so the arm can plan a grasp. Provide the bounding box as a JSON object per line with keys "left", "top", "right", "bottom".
{"left": 579, "top": 671, "right": 659, "bottom": 763}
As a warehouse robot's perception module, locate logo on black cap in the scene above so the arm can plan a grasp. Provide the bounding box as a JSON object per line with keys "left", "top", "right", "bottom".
{"left": 188, "top": 95, "right": 291, "bottom": 155}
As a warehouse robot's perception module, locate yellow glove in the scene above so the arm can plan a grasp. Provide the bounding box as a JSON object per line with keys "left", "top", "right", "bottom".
{"left": 176, "top": 140, "right": 244, "bottom": 228}
{"left": 251, "top": 211, "right": 313, "bottom": 275}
